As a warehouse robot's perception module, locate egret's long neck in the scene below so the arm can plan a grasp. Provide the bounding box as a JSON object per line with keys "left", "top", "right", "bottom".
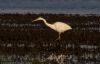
{"left": 41, "top": 19, "right": 55, "bottom": 29}
{"left": 41, "top": 19, "right": 51, "bottom": 26}
{"left": 41, "top": 19, "right": 48, "bottom": 25}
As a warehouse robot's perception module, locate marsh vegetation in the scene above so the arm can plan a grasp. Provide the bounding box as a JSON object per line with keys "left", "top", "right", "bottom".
{"left": 0, "top": 14, "right": 100, "bottom": 64}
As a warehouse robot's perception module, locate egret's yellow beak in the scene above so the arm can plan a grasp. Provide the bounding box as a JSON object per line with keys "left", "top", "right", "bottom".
{"left": 32, "top": 19, "right": 38, "bottom": 22}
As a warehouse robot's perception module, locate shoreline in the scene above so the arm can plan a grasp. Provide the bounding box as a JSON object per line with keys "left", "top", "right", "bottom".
{"left": 0, "top": 9, "right": 100, "bottom": 15}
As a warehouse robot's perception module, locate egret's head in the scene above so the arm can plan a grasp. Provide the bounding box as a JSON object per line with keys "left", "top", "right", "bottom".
{"left": 32, "top": 17, "right": 44, "bottom": 22}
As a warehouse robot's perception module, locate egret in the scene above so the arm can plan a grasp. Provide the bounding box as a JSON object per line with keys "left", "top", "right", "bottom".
{"left": 32, "top": 17, "right": 72, "bottom": 40}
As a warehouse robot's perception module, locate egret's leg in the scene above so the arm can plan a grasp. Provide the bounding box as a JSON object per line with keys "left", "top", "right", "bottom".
{"left": 55, "top": 33, "right": 61, "bottom": 41}
{"left": 58, "top": 33, "right": 61, "bottom": 40}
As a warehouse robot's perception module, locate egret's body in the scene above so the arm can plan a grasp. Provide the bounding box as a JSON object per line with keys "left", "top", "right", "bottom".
{"left": 32, "top": 17, "right": 72, "bottom": 40}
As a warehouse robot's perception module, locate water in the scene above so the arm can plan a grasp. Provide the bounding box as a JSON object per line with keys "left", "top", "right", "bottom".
{"left": 1, "top": 0, "right": 100, "bottom": 14}
{"left": 0, "top": 0, "right": 100, "bottom": 10}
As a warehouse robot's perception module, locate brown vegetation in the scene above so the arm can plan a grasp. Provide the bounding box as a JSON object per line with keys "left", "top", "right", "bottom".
{"left": 0, "top": 14, "right": 100, "bottom": 63}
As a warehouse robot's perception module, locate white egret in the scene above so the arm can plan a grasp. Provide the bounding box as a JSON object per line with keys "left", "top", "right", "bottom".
{"left": 32, "top": 17, "right": 72, "bottom": 40}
